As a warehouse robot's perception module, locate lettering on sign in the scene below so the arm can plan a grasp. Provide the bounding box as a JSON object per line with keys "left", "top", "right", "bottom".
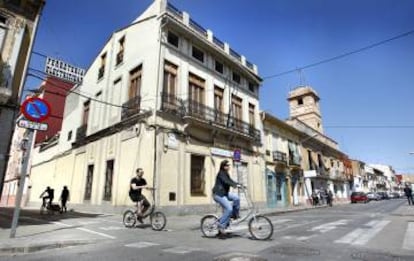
{"left": 18, "top": 119, "right": 48, "bottom": 131}
{"left": 45, "top": 57, "right": 85, "bottom": 84}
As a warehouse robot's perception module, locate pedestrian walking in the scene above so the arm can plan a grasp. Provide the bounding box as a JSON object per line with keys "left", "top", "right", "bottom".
{"left": 327, "top": 190, "right": 333, "bottom": 207}
{"left": 60, "top": 186, "right": 70, "bottom": 213}
{"left": 311, "top": 191, "right": 319, "bottom": 206}
{"left": 403, "top": 185, "right": 413, "bottom": 205}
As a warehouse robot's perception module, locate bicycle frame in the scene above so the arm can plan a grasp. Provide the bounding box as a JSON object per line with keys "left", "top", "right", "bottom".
{"left": 225, "top": 187, "right": 257, "bottom": 226}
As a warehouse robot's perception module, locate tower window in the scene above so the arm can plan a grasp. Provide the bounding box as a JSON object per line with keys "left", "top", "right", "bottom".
{"left": 298, "top": 98, "right": 303, "bottom": 105}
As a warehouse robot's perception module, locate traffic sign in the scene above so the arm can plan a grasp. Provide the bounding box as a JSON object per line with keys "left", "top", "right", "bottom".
{"left": 233, "top": 149, "right": 241, "bottom": 162}
{"left": 20, "top": 97, "right": 51, "bottom": 123}
{"left": 18, "top": 118, "right": 48, "bottom": 131}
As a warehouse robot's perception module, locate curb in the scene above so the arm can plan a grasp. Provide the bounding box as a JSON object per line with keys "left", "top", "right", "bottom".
{"left": 263, "top": 205, "right": 327, "bottom": 217}
{"left": 0, "top": 240, "right": 96, "bottom": 255}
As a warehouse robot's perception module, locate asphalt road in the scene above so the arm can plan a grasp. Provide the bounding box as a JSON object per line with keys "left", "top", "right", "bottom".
{"left": 2, "top": 199, "right": 414, "bottom": 261}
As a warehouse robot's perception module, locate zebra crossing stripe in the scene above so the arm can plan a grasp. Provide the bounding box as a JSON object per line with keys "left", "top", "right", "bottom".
{"left": 403, "top": 222, "right": 414, "bottom": 250}
{"left": 335, "top": 220, "right": 390, "bottom": 246}
{"left": 309, "top": 219, "right": 348, "bottom": 233}
{"left": 352, "top": 220, "right": 390, "bottom": 245}
{"left": 125, "top": 242, "right": 160, "bottom": 248}
{"left": 162, "top": 246, "right": 201, "bottom": 254}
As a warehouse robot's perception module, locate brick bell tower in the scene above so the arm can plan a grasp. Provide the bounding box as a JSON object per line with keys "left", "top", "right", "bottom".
{"left": 288, "top": 86, "right": 324, "bottom": 134}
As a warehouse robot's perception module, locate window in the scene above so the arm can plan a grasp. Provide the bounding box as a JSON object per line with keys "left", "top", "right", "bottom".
{"left": 331, "top": 159, "right": 334, "bottom": 168}
{"left": 248, "top": 103, "right": 255, "bottom": 127}
{"left": 116, "top": 36, "right": 125, "bottom": 65}
{"left": 232, "top": 72, "right": 241, "bottom": 84}
{"left": 84, "top": 165, "right": 94, "bottom": 200}
{"left": 167, "top": 31, "right": 179, "bottom": 47}
{"left": 298, "top": 98, "right": 303, "bottom": 105}
{"left": 248, "top": 82, "right": 256, "bottom": 93}
{"left": 214, "top": 86, "right": 224, "bottom": 123}
{"left": 82, "top": 100, "right": 90, "bottom": 126}
{"left": 192, "top": 46, "right": 204, "bottom": 63}
{"left": 231, "top": 95, "right": 242, "bottom": 129}
{"left": 103, "top": 160, "right": 114, "bottom": 201}
{"left": 67, "top": 131, "right": 72, "bottom": 141}
{"left": 128, "top": 65, "right": 142, "bottom": 99}
{"left": 0, "top": 15, "right": 6, "bottom": 51}
{"left": 308, "top": 150, "right": 314, "bottom": 170}
{"left": 215, "top": 60, "right": 223, "bottom": 74}
{"left": 318, "top": 154, "right": 323, "bottom": 168}
{"left": 98, "top": 53, "right": 106, "bottom": 79}
{"left": 191, "top": 155, "right": 205, "bottom": 195}
{"left": 188, "top": 73, "right": 205, "bottom": 115}
{"left": 162, "top": 61, "right": 178, "bottom": 110}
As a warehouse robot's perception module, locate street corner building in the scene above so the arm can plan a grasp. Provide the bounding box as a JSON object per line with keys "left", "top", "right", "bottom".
{"left": 0, "top": 0, "right": 45, "bottom": 201}
{"left": 29, "top": 0, "right": 266, "bottom": 214}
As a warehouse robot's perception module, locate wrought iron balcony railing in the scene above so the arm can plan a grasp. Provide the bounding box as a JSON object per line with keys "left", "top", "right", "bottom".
{"left": 121, "top": 96, "right": 141, "bottom": 120}
{"left": 161, "top": 93, "right": 260, "bottom": 141}
{"left": 273, "top": 151, "right": 288, "bottom": 164}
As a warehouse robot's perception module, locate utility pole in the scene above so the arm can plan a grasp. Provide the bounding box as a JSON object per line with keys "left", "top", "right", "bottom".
{"left": 10, "top": 129, "right": 34, "bottom": 238}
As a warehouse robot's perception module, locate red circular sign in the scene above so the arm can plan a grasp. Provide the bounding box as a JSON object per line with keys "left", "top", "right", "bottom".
{"left": 20, "top": 97, "right": 51, "bottom": 123}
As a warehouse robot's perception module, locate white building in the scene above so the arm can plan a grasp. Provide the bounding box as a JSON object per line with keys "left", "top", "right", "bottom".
{"left": 369, "top": 164, "right": 397, "bottom": 192}
{"left": 30, "top": 0, "right": 264, "bottom": 214}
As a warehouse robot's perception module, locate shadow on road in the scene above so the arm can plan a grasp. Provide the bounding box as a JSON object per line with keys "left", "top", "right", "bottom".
{"left": 0, "top": 207, "right": 103, "bottom": 229}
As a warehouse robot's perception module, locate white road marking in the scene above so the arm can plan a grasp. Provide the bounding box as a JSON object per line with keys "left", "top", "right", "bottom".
{"left": 402, "top": 222, "right": 414, "bottom": 250}
{"left": 309, "top": 219, "right": 348, "bottom": 233}
{"left": 78, "top": 221, "right": 100, "bottom": 225}
{"left": 335, "top": 228, "right": 365, "bottom": 244}
{"left": 162, "top": 246, "right": 201, "bottom": 254}
{"left": 52, "top": 221, "right": 116, "bottom": 239}
{"left": 297, "top": 235, "right": 316, "bottom": 241}
{"left": 76, "top": 227, "right": 116, "bottom": 239}
{"left": 99, "top": 226, "right": 126, "bottom": 231}
{"left": 335, "top": 220, "right": 390, "bottom": 246}
{"left": 352, "top": 220, "right": 390, "bottom": 245}
{"left": 125, "top": 241, "right": 160, "bottom": 248}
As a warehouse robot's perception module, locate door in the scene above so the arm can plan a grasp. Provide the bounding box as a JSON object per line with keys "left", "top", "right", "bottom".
{"left": 84, "top": 165, "right": 94, "bottom": 201}
{"left": 266, "top": 168, "right": 277, "bottom": 208}
{"left": 103, "top": 160, "right": 114, "bottom": 201}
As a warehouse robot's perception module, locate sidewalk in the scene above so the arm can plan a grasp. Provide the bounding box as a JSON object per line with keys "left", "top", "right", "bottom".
{"left": 0, "top": 201, "right": 347, "bottom": 255}
{"left": 392, "top": 203, "right": 414, "bottom": 216}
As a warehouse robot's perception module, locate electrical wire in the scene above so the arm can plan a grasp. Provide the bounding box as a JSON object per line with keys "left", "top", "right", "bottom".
{"left": 263, "top": 29, "right": 414, "bottom": 80}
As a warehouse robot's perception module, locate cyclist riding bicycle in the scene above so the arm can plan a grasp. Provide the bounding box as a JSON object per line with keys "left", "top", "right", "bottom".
{"left": 129, "top": 168, "right": 150, "bottom": 223}
{"left": 212, "top": 160, "right": 243, "bottom": 238}
{"left": 39, "top": 186, "right": 54, "bottom": 207}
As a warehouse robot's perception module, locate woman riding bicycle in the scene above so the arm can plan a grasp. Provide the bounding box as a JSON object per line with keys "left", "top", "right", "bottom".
{"left": 212, "top": 160, "right": 243, "bottom": 237}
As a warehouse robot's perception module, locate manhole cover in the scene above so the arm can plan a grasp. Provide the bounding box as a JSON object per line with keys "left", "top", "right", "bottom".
{"left": 351, "top": 252, "right": 409, "bottom": 261}
{"left": 273, "top": 245, "right": 320, "bottom": 256}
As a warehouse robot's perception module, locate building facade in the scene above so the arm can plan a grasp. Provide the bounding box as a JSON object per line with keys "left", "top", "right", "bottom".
{"left": 261, "top": 112, "right": 304, "bottom": 208}
{"left": 0, "top": 0, "right": 45, "bottom": 197}
{"left": 30, "top": 0, "right": 264, "bottom": 214}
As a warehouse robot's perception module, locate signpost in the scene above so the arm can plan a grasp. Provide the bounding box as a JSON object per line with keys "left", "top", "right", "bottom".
{"left": 10, "top": 97, "right": 50, "bottom": 238}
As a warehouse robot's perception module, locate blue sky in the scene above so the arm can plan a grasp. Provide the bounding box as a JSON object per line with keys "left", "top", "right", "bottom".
{"left": 27, "top": 0, "right": 414, "bottom": 173}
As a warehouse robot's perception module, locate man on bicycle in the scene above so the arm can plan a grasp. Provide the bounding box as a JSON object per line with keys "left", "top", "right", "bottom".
{"left": 129, "top": 168, "right": 150, "bottom": 223}
{"left": 39, "top": 186, "right": 54, "bottom": 207}
{"left": 212, "top": 160, "right": 243, "bottom": 238}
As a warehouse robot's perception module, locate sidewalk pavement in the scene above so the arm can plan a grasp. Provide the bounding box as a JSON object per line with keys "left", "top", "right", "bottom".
{"left": 392, "top": 203, "right": 414, "bottom": 216}
{"left": 0, "top": 201, "right": 348, "bottom": 255}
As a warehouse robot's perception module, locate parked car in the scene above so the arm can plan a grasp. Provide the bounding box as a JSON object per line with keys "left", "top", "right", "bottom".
{"left": 351, "top": 192, "right": 369, "bottom": 203}
{"left": 388, "top": 192, "right": 400, "bottom": 199}
{"left": 366, "top": 192, "right": 381, "bottom": 201}
{"left": 377, "top": 192, "right": 389, "bottom": 200}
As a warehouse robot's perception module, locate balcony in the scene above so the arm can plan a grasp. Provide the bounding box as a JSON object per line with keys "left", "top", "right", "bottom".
{"left": 288, "top": 154, "right": 301, "bottom": 166}
{"left": 272, "top": 151, "right": 287, "bottom": 164}
{"left": 160, "top": 93, "right": 260, "bottom": 141}
{"left": 76, "top": 124, "right": 87, "bottom": 143}
{"left": 121, "top": 96, "right": 141, "bottom": 120}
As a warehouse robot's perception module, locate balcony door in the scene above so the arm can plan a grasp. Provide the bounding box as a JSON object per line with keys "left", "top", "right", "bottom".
{"left": 231, "top": 95, "right": 242, "bottom": 129}
{"left": 188, "top": 73, "right": 205, "bottom": 116}
{"left": 214, "top": 86, "right": 224, "bottom": 124}
{"left": 162, "top": 61, "right": 178, "bottom": 110}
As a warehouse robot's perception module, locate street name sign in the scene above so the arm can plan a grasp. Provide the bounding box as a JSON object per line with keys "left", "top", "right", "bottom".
{"left": 18, "top": 118, "right": 48, "bottom": 131}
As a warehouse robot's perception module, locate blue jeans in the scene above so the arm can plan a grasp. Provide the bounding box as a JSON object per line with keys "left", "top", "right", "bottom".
{"left": 213, "top": 193, "right": 240, "bottom": 229}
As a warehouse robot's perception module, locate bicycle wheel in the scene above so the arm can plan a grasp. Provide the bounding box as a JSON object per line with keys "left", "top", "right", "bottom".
{"left": 150, "top": 211, "right": 166, "bottom": 231}
{"left": 200, "top": 214, "right": 219, "bottom": 238}
{"left": 40, "top": 205, "right": 45, "bottom": 215}
{"left": 123, "top": 210, "right": 137, "bottom": 228}
{"left": 248, "top": 215, "right": 273, "bottom": 240}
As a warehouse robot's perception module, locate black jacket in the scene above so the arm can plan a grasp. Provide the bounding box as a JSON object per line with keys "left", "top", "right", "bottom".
{"left": 212, "top": 170, "right": 238, "bottom": 197}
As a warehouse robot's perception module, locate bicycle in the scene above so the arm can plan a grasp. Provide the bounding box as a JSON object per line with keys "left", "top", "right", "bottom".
{"left": 122, "top": 187, "right": 167, "bottom": 231}
{"left": 40, "top": 200, "right": 62, "bottom": 215}
{"left": 200, "top": 186, "right": 274, "bottom": 240}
